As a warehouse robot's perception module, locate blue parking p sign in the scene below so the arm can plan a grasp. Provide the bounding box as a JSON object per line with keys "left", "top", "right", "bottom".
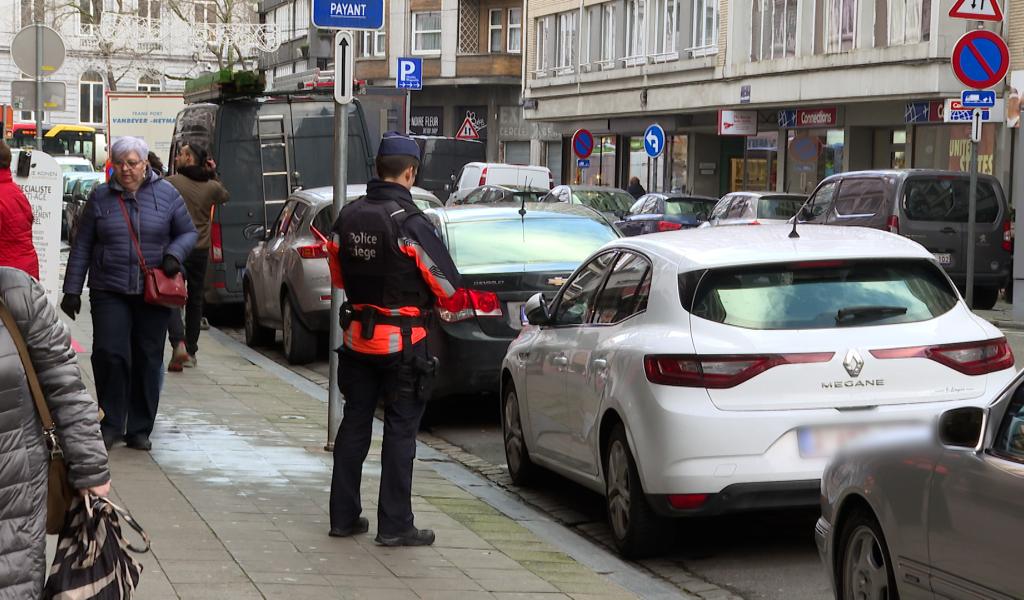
{"left": 397, "top": 57, "right": 423, "bottom": 90}
{"left": 311, "top": 0, "right": 384, "bottom": 29}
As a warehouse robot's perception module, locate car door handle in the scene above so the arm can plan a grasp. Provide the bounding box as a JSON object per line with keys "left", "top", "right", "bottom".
{"left": 592, "top": 358, "right": 608, "bottom": 369}
{"left": 940, "top": 227, "right": 956, "bottom": 234}
{"left": 553, "top": 355, "right": 569, "bottom": 366}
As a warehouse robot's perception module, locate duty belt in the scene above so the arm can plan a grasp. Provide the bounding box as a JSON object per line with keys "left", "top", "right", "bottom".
{"left": 341, "top": 303, "right": 431, "bottom": 359}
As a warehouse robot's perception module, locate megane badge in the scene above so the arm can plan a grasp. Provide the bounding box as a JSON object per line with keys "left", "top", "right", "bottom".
{"left": 843, "top": 349, "right": 864, "bottom": 378}
{"left": 547, "top": 276, "right": 568, "bottom": 287}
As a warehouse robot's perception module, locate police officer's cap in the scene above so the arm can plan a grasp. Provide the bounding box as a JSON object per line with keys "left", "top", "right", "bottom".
{"left": 378, "top": 131, "right": 420, "bottom": 160}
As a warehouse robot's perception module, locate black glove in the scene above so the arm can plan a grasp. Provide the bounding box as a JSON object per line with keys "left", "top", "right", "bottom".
{"left": 60, "top": 294, "right": 81, "bottom": 320}
{"left": 160, "top": 255, "right": 181, "bottom": 277}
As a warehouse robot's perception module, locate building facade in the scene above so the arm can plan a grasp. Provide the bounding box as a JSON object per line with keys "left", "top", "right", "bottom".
{"left": 0, "top": 0, "right": 271, "bottom": 131}
{"left": 523, "top": 0, "right": 1012, "bottom": 197}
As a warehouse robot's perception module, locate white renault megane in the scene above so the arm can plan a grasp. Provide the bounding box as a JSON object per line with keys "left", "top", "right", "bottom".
{"left": 499, "top": 224, "right": 1016, "bottom": 558}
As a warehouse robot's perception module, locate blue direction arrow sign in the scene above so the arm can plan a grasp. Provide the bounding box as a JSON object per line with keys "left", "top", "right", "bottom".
{"left": 961, "top": 90, "right": 996, "bottom": 109}
{"left": 312, "top": 0, "right": 384, "bottom": 29}
{"left": 643, "top": 124, "right": 665, "bottom": 158}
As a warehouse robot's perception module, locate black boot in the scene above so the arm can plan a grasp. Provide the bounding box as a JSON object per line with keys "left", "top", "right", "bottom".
{"left": 374, "top": 528, "right": 435, "bottom": 547}
{"left": 329, "top": 517, "right": 369, "bottom": 538}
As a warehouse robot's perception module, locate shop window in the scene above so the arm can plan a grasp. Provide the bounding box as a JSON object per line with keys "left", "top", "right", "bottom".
{"left": 581, "top": 135, "right": 617, "bottom": 186}
{"left": 508, "top": 8, "right": 522, "bottom": 53}
{"left": 751, "top": 0, "right": 797, "bottom": 61}
{"left": 667, "top": 134, "right": 688, "bottom": 193}
{"left": 504, "top": 141, "right": 530, "bottom": 165}
{"left": 412, "top": 11, "right": 442, "bottom": 55}
{"left": 913, "top": 124, "right": 996, "bottom": 176}
{"left": 817, "top": 0, "right": 856, "bottom": 54}
{"left": 545, "top": 140, "right": 562, "bottom": 186}
{"left": 786, "top": 130, "right": 844, "bottom": 194}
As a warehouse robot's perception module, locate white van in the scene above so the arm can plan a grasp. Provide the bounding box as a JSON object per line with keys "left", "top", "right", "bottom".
{"left": 448, "top": 162, "right": 553, "bottom": 203}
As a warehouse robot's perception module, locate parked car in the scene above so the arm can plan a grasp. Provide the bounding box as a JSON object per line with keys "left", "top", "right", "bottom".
{"left": 704, "top": 191, "right": 807, "bottom": 227}
{"left": 501, "top": 224, "right": 1016, "bottom": 558}
{"left": 447, "top": 163, "right": 553, "bottom": 204}
{"left": 53, "top": 155, "right": 95, "bottom": 174}
{"left": 243, "top": 184, "right": 441, "bottom": 364}
{"left": 816, "top": 368, "right": 1024, "bottom": 600}
{"left": 412, "top": 136, "right": 486, "bottom": 203}
{"left": 541, "top": 185, "right": 636, "bottom": 222}
{"left": 797, "top": 169, "right": 1012, "bottom": 309}
{"left": 615, "top": 193, "right": 717, "bottom": 236}
{"left": 446, "top": 184, "right": 548, "bottom": 207}
{"left": 425, "top": 203, "right": 619, "bottom": 399}
{"left": 64, "top": 173, "right": 103, "bottom": 243}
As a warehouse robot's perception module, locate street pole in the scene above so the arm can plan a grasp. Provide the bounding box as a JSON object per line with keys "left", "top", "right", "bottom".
{"left": 34, "top": 23, "right": 42, "bottom": 150}
{"left": 966, "top": 108, "right": 981, "bottom": 309}
{"left": 327, "top": 47, "right": 350, "bottom": 452}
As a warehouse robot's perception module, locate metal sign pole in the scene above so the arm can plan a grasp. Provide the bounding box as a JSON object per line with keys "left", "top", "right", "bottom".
{"left": 34, "top": 24, "right": 42, "bottom": 149}
{"left": 966, "top": 108, "right": 981, "bottom": 308}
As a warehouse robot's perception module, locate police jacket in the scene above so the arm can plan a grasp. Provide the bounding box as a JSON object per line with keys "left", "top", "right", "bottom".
{"left": 332, "top": 179, "right": 460, "bottom": 355}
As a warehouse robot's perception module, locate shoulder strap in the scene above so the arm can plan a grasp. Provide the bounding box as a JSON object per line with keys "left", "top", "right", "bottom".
{"left": 0, "top": 298, "right": 54, "bottom": 432}
{"left": 117, "top": 195, "right": 148, "bottom": 270}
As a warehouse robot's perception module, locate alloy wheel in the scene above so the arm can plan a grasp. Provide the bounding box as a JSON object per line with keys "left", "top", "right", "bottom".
{"left": 606, "top": 439, "right": 631, "bottom": 541}
{"left": 504, "top": 390, "right": 525, "bottom": 475}
{"left": 244, "top": 290, "right": 257, "bottom": 341}
{"left": 843, "top": 525, "right": 890, "bottom": 600}
{"left": 282, "top": 302, "right": 294, "bottom": 355}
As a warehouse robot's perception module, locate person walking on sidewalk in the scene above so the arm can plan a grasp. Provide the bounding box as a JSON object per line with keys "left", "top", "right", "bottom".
{"left": 328, "top": 132, "right": 460, "bottom": 547}
{"left": 0, "top": 267, "right": 111, "bottom": 598}
{"left": 0, "top": 141, "right": 39, "bottom": 279}
{"left": 165, "top": 142, "right": 229, "bottom": 371}
{"left": 60, "top": 136, "right": 197, "bottom": 451}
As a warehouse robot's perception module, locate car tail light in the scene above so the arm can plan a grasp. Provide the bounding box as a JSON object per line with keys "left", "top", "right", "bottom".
{"left": 656, "top": 220, "right": 682, "bottom": 232}
{"left": 436, "top": 289, "right": 503, "bottom": 322}
{"left": 643, "top": 353, "right": 835, "bottom": 389}
{"left": 478, "top": 167, "right": 488, "bottom": 186}
{"left": 887, "top": 215, "right": 900, "bottom": 234}
{"left": 210, "top": 220, "right": 223, "bottom": 263}
{"left": 296, "top": 244, "right": 328, "bottom": 259}
{"left": 668, "top": 494, "right": 709, "bottom": 510}
{"left": 870, "top": 338, "right": 1014, "bottom": 376}
{"left": 1002, "top": 219, "right": 1012, "bottom": 252}
{"left": 749, "top": 220, "right": 761, "bottom": 225}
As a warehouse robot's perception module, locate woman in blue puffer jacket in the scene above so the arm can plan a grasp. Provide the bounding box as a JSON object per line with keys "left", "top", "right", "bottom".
{"left": 61, "top": 136, "right": 197, "bottom": 451}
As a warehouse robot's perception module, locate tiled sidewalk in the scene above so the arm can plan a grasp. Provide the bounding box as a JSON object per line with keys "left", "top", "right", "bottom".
{"left": 62, "top": 297, "right": 661, "bottom": 600}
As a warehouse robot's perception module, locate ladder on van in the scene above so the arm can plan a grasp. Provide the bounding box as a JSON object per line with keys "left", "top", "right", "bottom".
{"left": 257, "top": 114, "right": 293, "bottom": 228}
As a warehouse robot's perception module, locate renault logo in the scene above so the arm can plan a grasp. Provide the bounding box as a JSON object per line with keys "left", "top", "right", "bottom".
{"left": 547, "top": 276, "right": 568, "bottom": 287}
{"left": 843, "top": 349, "right": 864, "bottom": 378}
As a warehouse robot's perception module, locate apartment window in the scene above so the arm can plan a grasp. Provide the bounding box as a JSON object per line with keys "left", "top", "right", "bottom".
{"left": 625, "top": 0, "right": 645, "bottom": 58}
{"left": 195, "top": 0, "right": 217, "bottom": 23}
{"left": 489, "top": 9, "right": 503, "bottom": 53}
{"left": 79, "top": 0, "right": 99, "bottom": 31}
{"left": 80, "top": 72, "right": 104, "bottom": 124}
{"left": 137, "top": 75, "right": 161, "bottom": 91}
{"left": 583, "top": 6, "right": 596, "bottom": 64}
{"left": 751, "top": 0, "right": 797, "bottom": 60}
{"left": 692, "top": 0, "right": 717, "bottom": 50}
{"left": 21, "top": 0, "right": 42, "bottom": 26}
{"left": 508, "top": 8, "right": 522, "bottom": 53}
{"left": 652, "top": 0, "right": 679, "bottom": 55}
{"left": 600, "top": 4, "right": 615, "bottom": 62}
{"left": 362, "top": 13, "right": 386, "bottom": 57}
{"left": 881, "top": 0, "right": 931, "bottom": 45}
{"left": 556, "top": 11, "right": 578, "bottom": 70}
{"left": 821, "top": 0, "right": 856, "bottom": 53}
{"left": 412, "top": 11, "right": 442, "bottom": 55}
{"left": 535, "top": 17, "right": 551, "bottom": 72}
{"left": 138, "top": 0, "right": 160, "bottom": 18}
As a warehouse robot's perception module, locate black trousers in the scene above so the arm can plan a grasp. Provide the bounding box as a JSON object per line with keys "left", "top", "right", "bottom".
{"left": 168, "top": 248, "right": 209, "bottom": 356}
{"left": 329, "top": 342, "right": 435, "bottom": 536}
{"left": 90, "top": 290, "right": 170, "bottom": 439}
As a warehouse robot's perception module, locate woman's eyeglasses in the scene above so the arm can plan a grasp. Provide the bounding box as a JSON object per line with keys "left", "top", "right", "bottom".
{"left": 114, "top": 160, "right": 144, "bottom": 169}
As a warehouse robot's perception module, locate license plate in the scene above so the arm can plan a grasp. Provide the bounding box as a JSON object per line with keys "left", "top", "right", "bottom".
{"left": 797, "top": 424, "right": 885, "bottom": 459}
{"left": 933, "top": 253, "right": 952, "bottom": 265}
{"left": 507, "top": 302, "right": 526, "bottom": 329}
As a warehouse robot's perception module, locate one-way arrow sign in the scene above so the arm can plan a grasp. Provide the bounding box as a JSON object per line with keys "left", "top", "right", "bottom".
{"left": 949, "top": 0, "right": 1003, "bottom": 22}
{"left": 334, "top": 31, "right": 354, "bottom": 104}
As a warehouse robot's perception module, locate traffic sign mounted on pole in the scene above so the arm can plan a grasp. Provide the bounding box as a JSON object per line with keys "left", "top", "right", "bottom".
{"left": 571, "top": 129, "right": 594, "bottom": 159}
{"left": 334, "top": 31, "right": 353, "bottom": 104}
{"left": 396, "top": 57, "right": 422, "bottom": 90}
{"left": 311, "top": 0, "right": 384, "bottom": 29}
{"left": 643, "top": 124, "right": 665, "bottom": 158}
{"left": 456, "top": 116, "right": 480, "bottom": 140}
{"left": 949, "top": 0, "right": 1003, "bottom": 22}
{"left": 961, "top": 89, "right": 996, "bottom": 108}
{"left": 951, "top": 30, "right": 1010, "bottom": 90}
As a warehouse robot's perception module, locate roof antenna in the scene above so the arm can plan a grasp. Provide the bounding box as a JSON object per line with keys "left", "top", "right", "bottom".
{"left": 789, "top": 215, "right": 800, "bottom": 239}
{"left": 520, "top": 177, "right": 532, "bottom": 218}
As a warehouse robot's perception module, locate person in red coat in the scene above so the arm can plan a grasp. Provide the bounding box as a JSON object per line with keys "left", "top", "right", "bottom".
{"left": 0, "top": 141, "right": 39, "bottom": 279}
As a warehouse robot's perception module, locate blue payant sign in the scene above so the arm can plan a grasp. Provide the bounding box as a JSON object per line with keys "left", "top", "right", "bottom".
{"left": 311, "top": 0, "right": 384, "bottom": 29}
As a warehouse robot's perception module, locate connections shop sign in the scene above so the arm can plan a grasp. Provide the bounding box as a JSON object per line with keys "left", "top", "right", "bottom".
{"left": 778, "top": 107, "right": 840, "bottom": 129}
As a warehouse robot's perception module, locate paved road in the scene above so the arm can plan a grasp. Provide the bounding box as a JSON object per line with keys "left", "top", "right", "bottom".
{"left": 219, "top": 317, "right": 1024, "bottom": 600}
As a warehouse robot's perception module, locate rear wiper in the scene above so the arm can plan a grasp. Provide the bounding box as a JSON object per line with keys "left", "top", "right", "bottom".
{"left": 835, "top": 305, "right": 908, "bottom": 325}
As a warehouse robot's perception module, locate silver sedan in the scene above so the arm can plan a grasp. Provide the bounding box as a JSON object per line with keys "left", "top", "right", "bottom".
{"left": 816, "top": 370, "right": 1024, "bottom": 599}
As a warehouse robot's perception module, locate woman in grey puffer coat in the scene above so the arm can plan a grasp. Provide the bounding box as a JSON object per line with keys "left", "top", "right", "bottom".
{"left": 0, "top": 267, "right": 111, "bottom": 599}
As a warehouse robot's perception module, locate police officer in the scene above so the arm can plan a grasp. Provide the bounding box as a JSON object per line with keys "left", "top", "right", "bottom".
{"left": 328, "top": 132, "right": 460, "bottom": 546}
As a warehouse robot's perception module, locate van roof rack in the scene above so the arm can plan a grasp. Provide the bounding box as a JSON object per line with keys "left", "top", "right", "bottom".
{"left": 183, "top": 69, "right": 267, "bottom": 104}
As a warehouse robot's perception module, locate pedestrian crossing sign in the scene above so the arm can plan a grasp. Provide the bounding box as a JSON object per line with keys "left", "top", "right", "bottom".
{"left": 456, "top": 116, "right": 480, "bottom": 140}
{"left": 949, "top": 0, "right": 1003, "bottom": 22}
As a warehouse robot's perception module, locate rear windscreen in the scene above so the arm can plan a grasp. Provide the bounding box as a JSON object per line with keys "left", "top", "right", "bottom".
{"left": 687, "top": 259, "right": 958, "bottom": 330}
{"left": 575, "top": 191, "right": 634, "bottom": 213}
{"left": 447, "top": 218, "right": 617, "bottom": 270}
{"left": 902, "top": 178, "right": 1000, "bottom": 223}
{"left": 666, "top": 198, "right": 716, "bottom": 216}
{"left": 757, "top": 196, "right": 805, "bottom": 220}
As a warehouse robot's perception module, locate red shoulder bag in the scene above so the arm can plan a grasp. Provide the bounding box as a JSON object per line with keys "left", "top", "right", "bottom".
{"left": 117, "top": 195, "right": 187, "bottom": 308}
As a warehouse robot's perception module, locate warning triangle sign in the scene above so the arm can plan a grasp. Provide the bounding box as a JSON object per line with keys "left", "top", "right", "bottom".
{"left": 949, "top": 0, "right": 1003, "bottom": 22}
{"left": 455, "top": 116, "right": 480, "bottom": 140}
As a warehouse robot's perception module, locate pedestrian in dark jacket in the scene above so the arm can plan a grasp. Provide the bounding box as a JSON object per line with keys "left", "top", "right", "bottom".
{"left": 0, "top": 141, "right": 39, "bottom": 279}
{"left": 0, "top": 267, "right": 111, "bottom": 599}
{"left": 60, "top": 136, "right": 197, "bottom": 451}
{"left": 626, "top": 176, "right": 646, "bottom": 200}
{"left": 165, "top": 142, "right": 229, "bottom": 371}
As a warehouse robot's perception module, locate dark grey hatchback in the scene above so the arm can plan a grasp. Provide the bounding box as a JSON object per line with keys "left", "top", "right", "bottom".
{"left": 799, "top": 170, "right": 1011, "bottom": 309}
{"left": 424, "top": 203, "right": 619, "bottom": 399}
